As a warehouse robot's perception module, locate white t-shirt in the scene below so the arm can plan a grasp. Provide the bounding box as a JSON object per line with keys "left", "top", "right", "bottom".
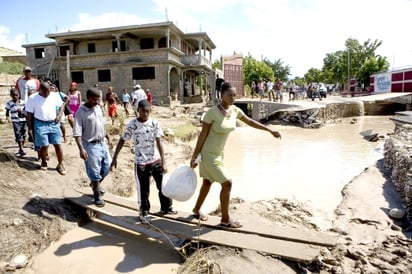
{"left": 133, "top": 89, "right": 147, "bottom": 107}
{"left": 25, "top": 92, "right": 63, "bottom": 121}
{"left": 121, "top": 118, "right": 163, "bottom": 164}
{"left": 15, "top": 78, "right": 40, "bottom": 102}
{"left": 266, "top": 81, "right": 274, "bottom": 91}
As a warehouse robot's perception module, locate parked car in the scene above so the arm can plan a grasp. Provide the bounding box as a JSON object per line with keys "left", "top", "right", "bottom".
{"left": 311, "top": 83, "right": 327, "bottom": 98}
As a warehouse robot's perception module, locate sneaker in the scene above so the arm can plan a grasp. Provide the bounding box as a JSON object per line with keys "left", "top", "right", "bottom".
{"left": 40, "top": 161, "right": 48, "bottom": 170}
{"left": 160, "top": 208, "right": 178, "bottom": 215}
{"left": 140, "top": 211, "right": 151, "bottom": 224}
{"left": 18, "top": 150, "right": 26, "bottom": 156}
{"left": 56, "top": 164, "right": 67, "bottom": 175}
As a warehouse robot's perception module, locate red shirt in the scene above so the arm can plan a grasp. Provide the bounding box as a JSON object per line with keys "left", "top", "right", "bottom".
{"left": 147, "top": 92, "right": 152, "bottom": 104}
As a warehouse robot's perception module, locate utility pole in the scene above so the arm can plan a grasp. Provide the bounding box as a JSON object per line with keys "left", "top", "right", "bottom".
{"left": 347, "top": 50, "right": 350, "bottom": 92}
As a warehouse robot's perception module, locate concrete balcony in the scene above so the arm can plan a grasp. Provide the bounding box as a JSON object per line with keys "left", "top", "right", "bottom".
{"left": 51, "top": 48, "right": 182, "bottom": 70}
{"left": 180, "top": 54, "right": 212, "bottom": 68}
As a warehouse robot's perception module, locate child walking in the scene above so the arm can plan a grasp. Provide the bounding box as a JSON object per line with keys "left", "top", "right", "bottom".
{"left": 111, "top": 99, "right": 176, "bottom": 223}
{"left": 5, "top": 88, "right": 27, "bottom": 156}
{"left": 121, "top": 88, "right": 130, "bottom": 117}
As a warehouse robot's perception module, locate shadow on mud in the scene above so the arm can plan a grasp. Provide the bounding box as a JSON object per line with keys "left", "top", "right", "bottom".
{"left": 22, "top": 196, "right": 81, "bottom": 223}
{"left": 0, "top": 149, "right": 39, "bottom": 170}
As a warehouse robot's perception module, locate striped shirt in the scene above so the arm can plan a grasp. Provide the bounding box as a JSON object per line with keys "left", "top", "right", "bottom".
{"left": 5, "top": 99, "right": 26, "bottom": 122}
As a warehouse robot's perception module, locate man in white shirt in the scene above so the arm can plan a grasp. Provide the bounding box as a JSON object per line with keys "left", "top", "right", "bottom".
{"left": 131, "top": 84, "right": 147, "bottom": 116}
{"left": 15, "top": 66, "right": 40, "bottom": 102}
{"left": 25, "top": 81, "right": 66, "bottom": 175}
{"left": 266, "top": 79, "right": 274, "bottom": 101}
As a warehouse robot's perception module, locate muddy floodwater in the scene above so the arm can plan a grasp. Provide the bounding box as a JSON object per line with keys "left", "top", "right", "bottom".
{"left": 173, "top": 115, "right": 395, "bottom": 217}
{"left": 225, "top": 116, "right": 394, "bottom": 210}
{"left": 28, "top": 115, "right": 395, "bottom": 273}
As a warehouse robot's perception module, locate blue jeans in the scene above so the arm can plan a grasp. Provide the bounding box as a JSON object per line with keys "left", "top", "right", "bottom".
{"left": 83, "top": 141, "right": 112, "bottom": 182}
{"left": 34, "top": 119, "right": 62, "bottom": 147}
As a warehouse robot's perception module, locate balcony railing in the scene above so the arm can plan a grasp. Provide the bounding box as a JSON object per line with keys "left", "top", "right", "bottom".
{"left": 46, "top": 49, "right": 213, "bottom": 70}
{"left": 180, "top": 54, "right": 212, "bottom": 67}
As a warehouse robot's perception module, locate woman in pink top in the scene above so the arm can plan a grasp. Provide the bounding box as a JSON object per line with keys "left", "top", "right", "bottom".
{"left": 67, "top": 82, "right": 82, "bottom": 128}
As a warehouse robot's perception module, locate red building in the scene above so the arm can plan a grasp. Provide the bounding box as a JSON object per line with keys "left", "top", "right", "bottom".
{"left": 223, "top": 53, "right": 243, "bottom": 97}
{"left": 370, "top": 67, "right": 412, "bottom": 93}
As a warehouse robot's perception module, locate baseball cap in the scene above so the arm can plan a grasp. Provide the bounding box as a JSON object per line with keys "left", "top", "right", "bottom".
{"left": 23, "top": 66, "right": 32, "bottom": 72}
{"left": 134, "top": 84, "right": 141, "bottom": 89}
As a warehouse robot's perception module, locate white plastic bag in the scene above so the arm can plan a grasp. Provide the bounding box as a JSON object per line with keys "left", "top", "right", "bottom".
{"left": 162, "top": 165, "right": 197, "bottom": 202}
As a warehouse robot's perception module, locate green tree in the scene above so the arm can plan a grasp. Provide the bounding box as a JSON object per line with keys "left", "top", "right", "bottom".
{"left": 242, "top": 54, "right": 273, "bottom": 87}
{"left": 304, "top": 68, "right": 324, "bottom": 83}
{"left": 322, "top": 51, "right": 347, "bottom": 84}
{"left": 263, "top": 58, "right": 290, "bottom": 82}
{"left": 347, "top": 38, "right": 389, "bottom": 88}
{"left": 292, "top": 76, "right": 305, "bottom": 87}
{"left": 212, "top": 59, "right": 222, "bottom": 70}
{"left": 320, "top": 38, "right": 389, "bottom": 89}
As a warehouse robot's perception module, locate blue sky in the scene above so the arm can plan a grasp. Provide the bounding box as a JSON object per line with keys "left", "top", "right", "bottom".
{"left": 1, "top": 0, "right": 412, "bottom": 77}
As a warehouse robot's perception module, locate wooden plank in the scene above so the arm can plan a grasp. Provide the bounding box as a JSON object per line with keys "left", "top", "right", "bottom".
{"left": 74, "top": 187, "right": 337, "bottom": 247}
{"left": 65, "top": 192, "right": 322, "bottom": 263}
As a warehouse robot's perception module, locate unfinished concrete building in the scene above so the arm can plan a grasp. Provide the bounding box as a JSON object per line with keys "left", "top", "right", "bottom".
{"left": 22, "top": 21, "right": 217, "bottom": 106}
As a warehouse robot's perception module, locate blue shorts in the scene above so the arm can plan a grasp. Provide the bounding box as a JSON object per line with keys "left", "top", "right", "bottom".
{"left": 34, "top": 119, "right": 62, "bottom": 147}
{"left": 83, "top": 141, "right": 112, "bottom": 182}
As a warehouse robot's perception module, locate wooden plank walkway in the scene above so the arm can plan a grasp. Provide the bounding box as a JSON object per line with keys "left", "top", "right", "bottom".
{"left": 73, "top": 187, "right": 337, "bottom": 247}
{"left": 65, "top": 191, "right": 324, "bottom": 264}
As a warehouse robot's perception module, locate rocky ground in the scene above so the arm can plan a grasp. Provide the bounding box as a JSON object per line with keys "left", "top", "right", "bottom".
{"left": 0, "top": 100, "right": 411, "bottom": 273}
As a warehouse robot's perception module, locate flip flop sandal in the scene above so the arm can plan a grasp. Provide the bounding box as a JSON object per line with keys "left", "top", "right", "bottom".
{"left": 219, "top": 220, "right": 242, "bottom": 228}
{"left": 192, "top": 212, "right": 208, "bottom": 221}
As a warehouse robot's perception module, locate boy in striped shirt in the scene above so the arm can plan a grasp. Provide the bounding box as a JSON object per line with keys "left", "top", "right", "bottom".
{"left": 5, "top": 88, "right": 27, "bottom": 156}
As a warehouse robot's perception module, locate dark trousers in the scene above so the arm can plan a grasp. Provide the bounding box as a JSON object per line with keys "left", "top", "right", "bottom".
{"left": 134, "top": 161, "right": 172, "bottom": 213}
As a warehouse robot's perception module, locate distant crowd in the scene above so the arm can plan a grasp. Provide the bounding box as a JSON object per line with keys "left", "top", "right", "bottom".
{"left": 250, "top": 79, "right": 335, "bottom": 102}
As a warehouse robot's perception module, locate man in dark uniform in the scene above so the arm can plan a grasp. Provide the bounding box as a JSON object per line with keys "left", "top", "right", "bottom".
{"left": 215, "top": 75, "right": 225, "bottom": 101}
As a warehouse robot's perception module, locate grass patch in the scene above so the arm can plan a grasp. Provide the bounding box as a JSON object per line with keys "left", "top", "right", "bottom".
{"left": 168, "top": 124, "right": 198, "bottom": 141}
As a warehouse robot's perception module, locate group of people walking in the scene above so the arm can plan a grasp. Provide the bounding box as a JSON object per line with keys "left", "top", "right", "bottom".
{"left": 6, "top": 67, "right": 282, "bottom": 228}
{"left": 250, "top": 79, "right": 326, "bottom": 102}
{"left": 251, "top": 79, "right": 284, "bottom": 102}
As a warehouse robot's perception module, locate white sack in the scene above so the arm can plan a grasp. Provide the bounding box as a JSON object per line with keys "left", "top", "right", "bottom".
{"left": 162, "top": 165, "right": 197, "bottom": 202}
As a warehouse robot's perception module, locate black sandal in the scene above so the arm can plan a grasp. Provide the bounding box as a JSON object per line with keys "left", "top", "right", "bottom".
{"left": 192, "top": 212, "right": 208, "bottom": 221}
{"left": 219, "top": 220, "right": 242, "bottom": 228}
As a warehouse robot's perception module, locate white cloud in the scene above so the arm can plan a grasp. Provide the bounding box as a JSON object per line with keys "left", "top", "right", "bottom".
{"left": 152, "top": 0, "right": 412, "bottom": 76}
{"left": 3, "top": 0, "right": 411, "bottom": 76}
{"left": 0, "top": 25, "right": 25, "bottom": 53}
{"left": 62, "top": 12, "right": 151, "bottom": 33}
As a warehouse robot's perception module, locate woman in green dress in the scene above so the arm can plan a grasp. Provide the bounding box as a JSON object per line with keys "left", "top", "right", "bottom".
{"left": 190, "top": 82, "right": 281, "bottom": 228}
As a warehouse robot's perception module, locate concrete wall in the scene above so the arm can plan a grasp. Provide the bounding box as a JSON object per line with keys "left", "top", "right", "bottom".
{"left": 51, "top": 50, "right": 180, "bottom": 106}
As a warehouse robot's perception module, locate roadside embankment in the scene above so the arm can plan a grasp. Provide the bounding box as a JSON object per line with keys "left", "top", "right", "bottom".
{"left": 384, "top": 112, "right": 412, "bottom": 220}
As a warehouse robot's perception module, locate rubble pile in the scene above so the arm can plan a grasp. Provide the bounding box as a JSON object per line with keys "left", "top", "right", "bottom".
{"left": 384, "top": 120, "right": 412, "bottom": 217}
{"left": 276, "top": 102, "right": 365, "bottom": 128}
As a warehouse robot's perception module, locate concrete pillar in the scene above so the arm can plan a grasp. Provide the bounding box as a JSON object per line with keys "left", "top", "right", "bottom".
{"left": 198, "top": 40, "right": 202, "bottom": 63}
{"left": 166, "top": 29, "right": 170, "bottom": 48}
